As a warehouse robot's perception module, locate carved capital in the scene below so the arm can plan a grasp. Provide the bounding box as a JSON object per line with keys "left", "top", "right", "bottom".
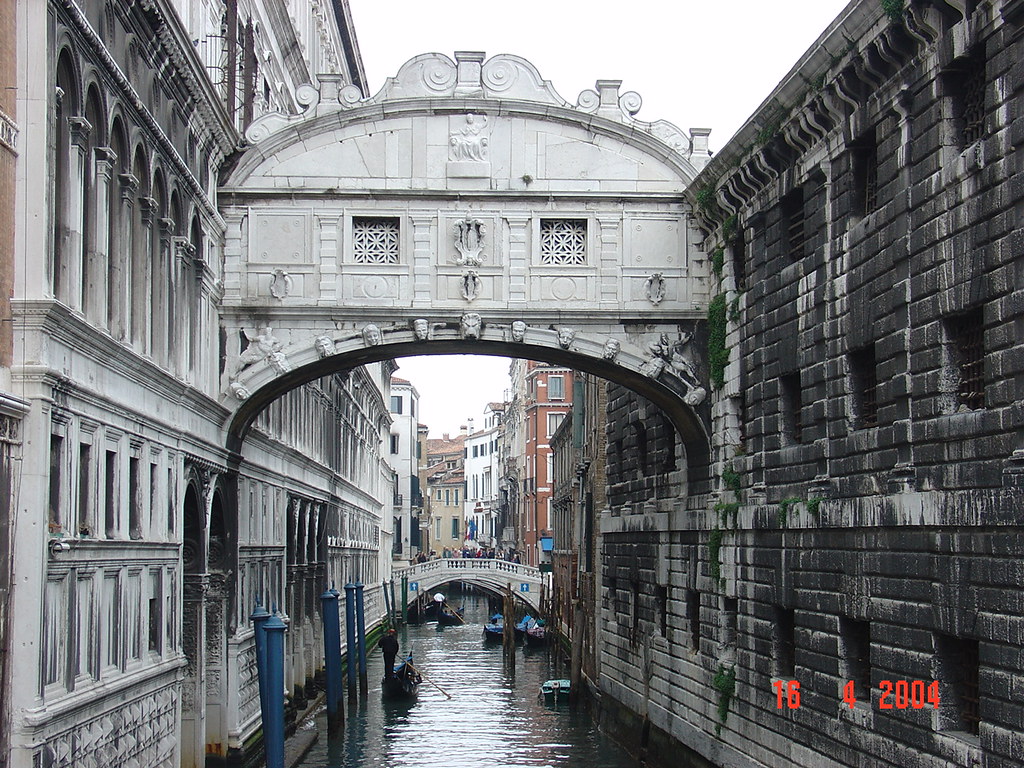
{"left": 138, "top": 196, "right": 157, "bottom": 226}
{"left": 68, "top": 116, "right": 93, "bottom": 149}
{"left": 118, "top": 172, "right": 139, "bottom": 201}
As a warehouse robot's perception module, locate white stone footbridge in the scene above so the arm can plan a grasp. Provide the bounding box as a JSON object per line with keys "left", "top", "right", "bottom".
{"left": 396, "top": 558, "right": 549, "bottom": 614}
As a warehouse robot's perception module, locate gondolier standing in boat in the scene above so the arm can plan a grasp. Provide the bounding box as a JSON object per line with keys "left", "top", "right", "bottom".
{"left": 381, "top": 629, "right": 399, "bottom": 678}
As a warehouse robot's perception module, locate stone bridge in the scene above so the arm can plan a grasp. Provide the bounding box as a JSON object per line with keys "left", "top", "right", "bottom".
{"left": 396, "top": 558, "right": 548, "bottom": 614}
{"left": 215, "top": 51, "right": 715, "bottom": 476}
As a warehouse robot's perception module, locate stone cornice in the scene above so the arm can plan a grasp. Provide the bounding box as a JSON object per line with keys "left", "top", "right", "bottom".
{"left": 12, "top": 299, "right": 228, "bottom": 427}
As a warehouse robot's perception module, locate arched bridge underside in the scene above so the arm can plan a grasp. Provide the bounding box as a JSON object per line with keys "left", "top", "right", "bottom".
{"left": 396, "top": 559, "right": 548, "bottom": 614}
{"left": 217, "top": 51, "right": 716, "bottom": 473}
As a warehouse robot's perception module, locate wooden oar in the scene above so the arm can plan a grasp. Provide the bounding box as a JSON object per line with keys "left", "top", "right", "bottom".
{"left": 441, "top": 600, "right": 466, "bottom": 624}
{"left": 404, "top": 660, "right": 453, "bottom": 699}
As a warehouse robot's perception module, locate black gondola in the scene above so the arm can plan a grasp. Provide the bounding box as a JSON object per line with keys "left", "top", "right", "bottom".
{"left": 381, "top": 654, "right": 422, "bottom": 699}
{"left": 483, "top": 613, "right": 504, "bottom": 642}
{"left": 437, "top": 605, "right": 464, "bottom": 625}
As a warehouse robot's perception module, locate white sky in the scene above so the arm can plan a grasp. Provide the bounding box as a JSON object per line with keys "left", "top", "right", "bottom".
{"left": 350, "top": 0, "right": 851, "bottom": 437}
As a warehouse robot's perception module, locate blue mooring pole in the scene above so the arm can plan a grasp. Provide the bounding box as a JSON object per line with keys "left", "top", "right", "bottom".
{"left": 344, "top": 582, "right": 357, "bottom": 701}
{"left": 251, "top": 600, "right": 271, "bottom": 732}
{"left": 355, "top": 582, "right": 368, "bottom": 695}
{"left": 263, "top": 610, "right": 288, "bottom": 768}
{"left": 401, "top": 574, "right": 409, "bottom": 625}
{"left": 320, "top": 586, "right": 343, "bottom": 731}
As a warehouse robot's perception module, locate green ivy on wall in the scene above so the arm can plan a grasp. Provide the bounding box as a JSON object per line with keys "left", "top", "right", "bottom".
{"left": 713, "top": 664, "right": 737, "bottom": 735}
{"left": 708, "top": 293, "right": 728, "bottom": 389}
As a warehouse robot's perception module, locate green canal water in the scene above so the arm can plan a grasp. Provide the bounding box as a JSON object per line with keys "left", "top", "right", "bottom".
{"left": 294, "top": 592, "right": 639, "bottom": 768}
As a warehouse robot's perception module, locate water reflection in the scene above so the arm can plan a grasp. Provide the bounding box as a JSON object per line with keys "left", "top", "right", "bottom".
{"left": 296, "top": 592, "right": 636, "bottom": 768}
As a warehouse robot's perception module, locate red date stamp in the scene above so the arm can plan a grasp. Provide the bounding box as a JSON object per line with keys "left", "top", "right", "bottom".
{"left": 773, "top": 680, "right": 940, "bottom": 709}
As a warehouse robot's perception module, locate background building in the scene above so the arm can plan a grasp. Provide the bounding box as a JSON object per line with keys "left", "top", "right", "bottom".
{"left": 422, "top": 431, "right": 467, "bottom": 556}
{"left": 463, "top": 403, "right": 504, "bottom": 550}
{"left": 386, "top": 376, "right": 422, "bottom": 560}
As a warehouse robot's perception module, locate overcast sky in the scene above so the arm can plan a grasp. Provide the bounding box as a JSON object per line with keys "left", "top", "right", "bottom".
{"left": 350, "top": 0, "right": 850, "bottom": 437}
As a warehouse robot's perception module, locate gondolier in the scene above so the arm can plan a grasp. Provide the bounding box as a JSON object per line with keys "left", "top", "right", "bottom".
{"left": 381, "top": 629, "right": 399, "bottom": 677}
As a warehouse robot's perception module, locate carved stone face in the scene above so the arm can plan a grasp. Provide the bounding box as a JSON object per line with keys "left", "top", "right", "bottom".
{"left": 362, "top": 324, "right": 382, "bottom": 346}
{"left": 602, "top": 338, "right": 620, "bottom": 360}
{"left": 511, "top": 321, "right": 527, "bottom": 342}
{"left": 413, "top": 319, "right": 430, "bottom": 340}
{"left": 314, "top": 335, "right": 336, "bottom": 357}
{"left": 557, "top": 327, "right": 576, "bottom": 349}
{"left": 461, "top": 313, "right": 482, "bottom": 340}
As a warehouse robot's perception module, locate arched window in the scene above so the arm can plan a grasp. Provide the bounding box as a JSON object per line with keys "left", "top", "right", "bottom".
{"left": 130, "top": 146, "right": 149, "bottom": 351}
{"left": 53, "top": 51, "right": 79, "bottom": 302}
{"left": 107, "top": 118, "right": 128, "bottom": 337}
{"left": 150, "top": 169, "right": 167, "bottom": 363}
{"left": 83, "top": 86, "right": 105, "bottom": 319}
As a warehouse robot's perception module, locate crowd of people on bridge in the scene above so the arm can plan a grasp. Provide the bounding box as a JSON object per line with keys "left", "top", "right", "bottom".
{"left": 410, "top": 548, "right": 522, "bottom": 564}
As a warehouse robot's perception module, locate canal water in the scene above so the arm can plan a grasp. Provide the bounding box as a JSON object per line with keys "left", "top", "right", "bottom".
{"left": 295, "top": 591, "right": 638, "bottom": 768}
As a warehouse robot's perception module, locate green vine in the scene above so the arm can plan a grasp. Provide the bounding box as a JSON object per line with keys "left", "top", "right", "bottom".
{"left": 722, "top": 214, "right": 738, "bottom": 243}
{"left": 807, "top": 497, "right": 823, "bottom": 521}
{"left": 713, "top": 664, "right": 737, "bottom": 735}
{"left": 711, "top": 247, "right": 725, "bottom": 279}
{"left": 695, "top": 185, "right": 717, "bottom": 214}
{"left": 728, "top": 294, "right": 742, "bottom": 323}
{"left": 708, "top": 293, "right": 729, "bottom": 390}
{"left": 881, "top": 0, "right": 905, "bottom": 21}
{"left": 722, "top": 465, "right": 741, "bottom": 494}
{"left": 708, "top": 527, "right": 724, "bottom": 584}
{"left": 777, "top": 497, "right": 802, "bottom": 527}
{"left": 715, "top": 501, "right": 740, "bottom": 530}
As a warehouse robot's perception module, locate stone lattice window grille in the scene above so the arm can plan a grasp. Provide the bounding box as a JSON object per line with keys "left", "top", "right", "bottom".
{"left": 934, "top": 633, "right": 981, "bottom": 736}
{"left": 540, "top": 219, "right": 587, "bottom": 265}
{"left": 352, "top": 217, "right": 401, "bottom": 264}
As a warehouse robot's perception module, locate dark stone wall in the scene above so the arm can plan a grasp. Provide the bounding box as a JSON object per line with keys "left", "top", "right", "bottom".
{"left": 596, "top": 3, "right": 1024, "bottom": 767}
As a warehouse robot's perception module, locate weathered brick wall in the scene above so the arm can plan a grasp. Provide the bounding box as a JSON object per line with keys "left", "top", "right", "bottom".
{"left": 597, "top": 2, "right": 1024, "bottom": 767}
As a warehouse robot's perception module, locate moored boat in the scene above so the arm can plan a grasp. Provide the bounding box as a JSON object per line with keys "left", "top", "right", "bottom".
{"left": 514, "top": 614, "right": 533, "bottom": 642}
{"left": 381, "top": 654, "right": 422, "bottom": 699}
{"left": 525, "top": 618, "right": 548, "bottom": 647}
{"left": 540, "top": 678, "right": 571, "bottom": 701}
{"left": 483, "top": 613, "right": 504, "bottom": 642}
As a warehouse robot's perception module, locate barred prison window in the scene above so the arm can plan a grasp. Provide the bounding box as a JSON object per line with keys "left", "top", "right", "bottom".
{"left": 851, "top": 127, "right": 879, "bottom": 217}
{"left": 850, "top": 344, "right": 879, "bottom": 428}
{"left": 353, "top": 217, "right": 401, "bottom": 264}
{"left": 540, "top": 219, "right": 587, "bottom": 265}
{"left": 952, "top": 51, "right": 987, "bottom": 148}
{"left": 773, "top": 606, "right": 796, "bottom": 678}
{"left": 781, "top": 187, "right": 807, "bottom": 262}
{"left": 780, "top": 372, "right": 803, "bottom": 444}
{"left": 687, "top": 588, "right": 701, "bottom": 652}
{"left": 935, "top": 634, "right": 980, "bottom": 736}
{"left": 840, "top": 616, "right": 872, "bottom": 697}
{"left": 944, "top": 308, "right": 985, "bottom": 411}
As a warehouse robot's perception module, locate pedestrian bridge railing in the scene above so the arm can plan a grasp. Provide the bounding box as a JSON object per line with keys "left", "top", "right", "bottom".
{"left": 394, "top": 558, "right": 549, "bottom": 613}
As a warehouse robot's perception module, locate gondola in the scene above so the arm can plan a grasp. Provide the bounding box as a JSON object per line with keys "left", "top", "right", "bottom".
{"left": 483, "top": 613, "right": 504, "bottom": 642}
{"left": 381, "top": 654, "right": 422, "bottom": 699}
{"left": 437, "top": 604, "right": 464, "bottom": 625}
{"left": 525, "top": 618, "right": 548, "bottom": 647}
{"left": 514, "top": 614, "right": 533, "bottom": 642}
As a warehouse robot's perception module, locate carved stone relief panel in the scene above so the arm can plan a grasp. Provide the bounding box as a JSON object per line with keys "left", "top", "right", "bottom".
{"left": 248, "top": 212, "right": 312, "bottom": 264}
{"left": 623, "top": 216, "right": 687, "bottom": 269}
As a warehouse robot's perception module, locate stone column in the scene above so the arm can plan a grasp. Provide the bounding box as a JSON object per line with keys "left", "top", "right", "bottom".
{"left": 598, "top": 216, "right": 621, "bottom": 307}
{"left": 66, "top": 116, "right": 92, "bottom": 312}
{"left": 88, "top": 147, "right": 116, "bottom": 326}
{"left": 317, "top": 215, "right": 339, "bottom": 302}
{"left": 410, "top": 214, "right": 433, "bottom": 307}
{"left": 506, "top": 215, "right": 529, "bottom": 304}
{"left": 134, "top": 196, "right": 156, "bottom": 356}
{"left": 155, "top": 216, "right": 174, "bottom": 368}
{"left": 181, "top": 574, "right": 209, "bottom": 768}
{"left": 111, "top": 172, "right": 138, "bottom": 341}
{"left": 173, "top": 237, "right": 195, "bottom": 378}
